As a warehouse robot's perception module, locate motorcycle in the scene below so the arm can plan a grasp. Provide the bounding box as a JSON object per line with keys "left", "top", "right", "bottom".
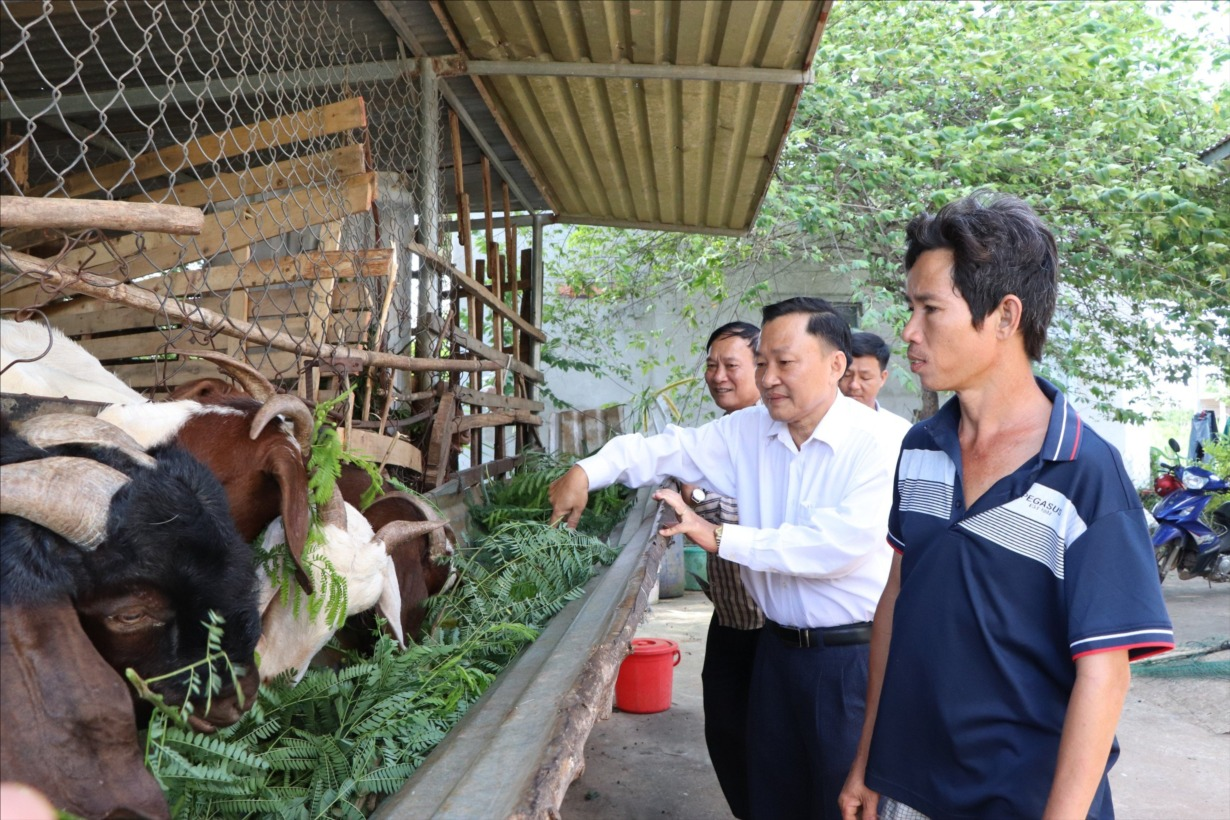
{"left": 1151, "top": 438, "right": 1230, "bottom": 584}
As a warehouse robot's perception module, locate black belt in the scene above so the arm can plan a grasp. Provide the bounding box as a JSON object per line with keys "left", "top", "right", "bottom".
{"left": 766, "top": 619, "right": 872, "bottom": 648}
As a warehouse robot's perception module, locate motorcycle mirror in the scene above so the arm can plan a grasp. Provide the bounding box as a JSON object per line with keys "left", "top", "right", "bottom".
{"left": 1168, "top": 438, "right": 1182, "bottom": 455}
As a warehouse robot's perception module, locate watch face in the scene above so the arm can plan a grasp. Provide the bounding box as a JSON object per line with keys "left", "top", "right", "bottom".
{"left": 690, "top": 488, "right": 707, "bottom": 504}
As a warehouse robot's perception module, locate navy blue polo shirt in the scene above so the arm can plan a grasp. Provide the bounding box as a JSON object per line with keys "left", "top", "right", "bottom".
{"left": 865, "top": 378, "right": 1173, "bottom": 820}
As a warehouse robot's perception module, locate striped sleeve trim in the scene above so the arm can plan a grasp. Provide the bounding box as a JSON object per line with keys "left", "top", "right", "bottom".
{"left": 1070, "top": 627, "right": 1175, "bottom": 660}
{"left": 888, "top": 534, "right": 904, "bottom": 553}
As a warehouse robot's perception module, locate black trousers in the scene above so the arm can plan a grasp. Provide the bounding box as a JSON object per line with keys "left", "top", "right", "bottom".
{"left": 745, "top": 631, "right": 870, "bottom": 820}
{"left": 701, "top": 616, "right": 762, "bottom": 820}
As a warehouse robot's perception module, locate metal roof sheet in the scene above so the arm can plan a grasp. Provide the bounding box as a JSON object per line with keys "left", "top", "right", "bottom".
{"left": 430, "top": 0, "right": 831, "bottom": 235}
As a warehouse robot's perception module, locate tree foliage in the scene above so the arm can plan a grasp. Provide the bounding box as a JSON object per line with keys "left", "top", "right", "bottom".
{"left": 544, "top": 0, "right": 1229, "bottom": 421}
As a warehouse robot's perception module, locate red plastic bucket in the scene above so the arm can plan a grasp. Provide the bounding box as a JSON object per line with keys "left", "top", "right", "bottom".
{"left": 614, "top": 638, "right": 681, "bottom": 714}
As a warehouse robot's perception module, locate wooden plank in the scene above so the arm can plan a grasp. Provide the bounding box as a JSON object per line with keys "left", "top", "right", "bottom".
{"left": 453, "top": 410, "right": 541, "bottom": 432}
{"left": 0, "top": 196, "right": 203, "bottom": 234}
{"left": 444, "top": 453, "right": 525, "bottom": 492}
{"left": 65, "top": 173, "right": 377, "bottom": 279}
{"left": 342, "top": 428, "right": 422, "bottom": 473}
{"left": 407, "top": 239, "right": 546, "bottom": 344}
{"left": 29, "top": 98, "right": 367, "bottom": 198}
{"left": 426, "top": 395, "right": 457, "bottom": 489}
{"left": 453, "top": 385, "right": 543, "bottom": 413}
{"left": 0, "top": 250, "right": 503, "bottom": 374}
{"left": 109, "top": 359, "right": 227, "bottom": 390}
{"left": 125, "top": 144, "right": 367, "bottom": 211}
{"left": 156, "top": 248, "right": 394, "bottom": 299}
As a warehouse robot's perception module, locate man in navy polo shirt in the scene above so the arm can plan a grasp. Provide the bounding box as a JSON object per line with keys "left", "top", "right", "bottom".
{"left": 839, "top": 192, "right": 1173, "bottom": 820}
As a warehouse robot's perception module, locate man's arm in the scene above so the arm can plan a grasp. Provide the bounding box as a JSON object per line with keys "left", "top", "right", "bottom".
{"left": 1042, "top": 650, "right": 1131, "bottom": 820}
{"left": 839, "top": 551, "right": 901, "bottom": 820}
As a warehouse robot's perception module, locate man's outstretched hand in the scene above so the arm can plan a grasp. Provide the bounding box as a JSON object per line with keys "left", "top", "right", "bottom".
{"left": 653, "top": 488, "right": 720, "bottom": 552}
{"left": 549, "top": 465, "right": 591, "bottom": 529}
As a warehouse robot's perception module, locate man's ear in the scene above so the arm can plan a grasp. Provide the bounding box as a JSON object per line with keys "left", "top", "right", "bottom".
{"left": 996, "top": 295, "right": 1024, "bottom": 339}
{"left": 832, "top": 350, "right": 848, "bottom": 378}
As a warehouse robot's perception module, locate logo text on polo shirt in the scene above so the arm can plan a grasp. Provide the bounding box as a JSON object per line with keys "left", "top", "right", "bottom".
{"left": 958, "top": 483, "right": 1088, "bottom": 578}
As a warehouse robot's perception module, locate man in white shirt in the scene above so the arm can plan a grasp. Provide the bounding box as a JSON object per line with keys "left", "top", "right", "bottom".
{"left": 550, "top": 297, "right": 898, "bottom": 820}
{"left": 840, "top": 331, "right": 913, "bottom": 446}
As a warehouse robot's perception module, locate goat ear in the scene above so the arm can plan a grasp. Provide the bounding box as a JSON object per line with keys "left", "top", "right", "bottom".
{"left": 376, "top": 556, "right": 406, "bottom": 649}
{"left": 265, "top": 449, "right": 314, "bottom": 595}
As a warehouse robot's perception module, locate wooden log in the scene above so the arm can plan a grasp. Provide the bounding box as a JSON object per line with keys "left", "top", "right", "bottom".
{"left": 407, "top": 239, "right": 546, "bottom": 344}
{"left": 0, "top": 250, "right": 502, "bottom": 374}
{"left": 28, "top": 98, "right": 367, "bottom": 199}
{"left": 0, "top": 196, "right": 203, "bottom": 234}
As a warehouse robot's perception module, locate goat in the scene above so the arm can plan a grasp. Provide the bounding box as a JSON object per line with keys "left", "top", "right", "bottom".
{"left": 253, "top": 488, "right": 445, "bottom": 684}
{"left": 2, "top": 598, "right": 170, "bottom": 820}
{"left": 335, "top": 465, "right": 458, "bottom": 645}
{"left": 0, "top": 318, "right": 146, "bottom": 404}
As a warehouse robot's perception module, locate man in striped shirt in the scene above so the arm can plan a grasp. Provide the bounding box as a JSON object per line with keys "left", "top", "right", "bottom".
{"left": 839, "top": 192, "right": 1174, "bottom": 820}
{"left": 684, "top": 320, "right": 764, "bottom": 819}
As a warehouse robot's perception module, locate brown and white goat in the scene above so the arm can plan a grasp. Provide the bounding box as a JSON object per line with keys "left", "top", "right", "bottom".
{"left": 335, "top": 466, "right": 458, "bottom": 645}
{"left": 252, "top": 488, "right": 445, "bottom": 684}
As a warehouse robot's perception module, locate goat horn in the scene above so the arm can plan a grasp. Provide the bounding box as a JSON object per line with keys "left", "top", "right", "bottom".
{"left": 15, "top": 415, "right": 157, "bottom": 468}
{"left": 375, "top": 519, "right": 448, "bottom": 554}
{"left": 250, "top": 394, "right": 315, "bottom": 453}
{"left": 384, "top": 491, "right": 456, "bottom": 558}
{"left": 0, "top": 456, "right": 129, "bottom": 549}
{"left": 168, "top": 348, "right": 278, "bottom": 402}
{"left": 319, "top": 486, "right": 348, "bottom": 530}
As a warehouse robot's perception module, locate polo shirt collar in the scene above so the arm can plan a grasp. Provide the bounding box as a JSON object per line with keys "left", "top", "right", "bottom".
{"left": 1036, "top": 377, "right": 1083, "bottom": 462}
{"left": 926, "top": 376, "right": 1083, "bottom": 464}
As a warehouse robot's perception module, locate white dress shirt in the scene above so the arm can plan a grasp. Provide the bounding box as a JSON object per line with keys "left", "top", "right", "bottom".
{"left": 578, "top": 393, "right": 897, "bottom": 629}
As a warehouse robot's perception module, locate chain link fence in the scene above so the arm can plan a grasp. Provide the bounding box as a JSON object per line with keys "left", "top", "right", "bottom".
{"left": 1, "top": 0, "right": 443, "bottom": 400}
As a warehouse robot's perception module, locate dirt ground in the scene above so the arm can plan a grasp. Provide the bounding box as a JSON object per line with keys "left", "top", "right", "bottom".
{"left": 561, "top": 577, "right": 1230, "bottom": 820}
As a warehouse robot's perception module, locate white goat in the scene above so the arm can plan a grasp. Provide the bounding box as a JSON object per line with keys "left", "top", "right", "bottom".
{"left": 253, "top": 493, "right": 445, "bottom": 685}
{"left": 0, "top": 319, "right": 145, "bottom": 404}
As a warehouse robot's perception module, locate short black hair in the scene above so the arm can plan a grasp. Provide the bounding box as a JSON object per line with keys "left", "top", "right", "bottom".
{"left": 761, "top": 297, "right": 852, "bottom": 366}
{"left": 850, "top": 331, "right": 890, "bottom": 371}
{"left": 904, "top": 190, "right": 1058, "bottom": 361}
{"left": 706, "top": 321, "right": 760, "bottom": 353}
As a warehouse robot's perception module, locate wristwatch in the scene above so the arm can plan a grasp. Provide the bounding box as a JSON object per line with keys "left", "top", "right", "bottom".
{"left": 713, "top": 525, "right": 724, "bottom": 553}
{"left": 690, "top": 487, "right": 707, "bottom": 504}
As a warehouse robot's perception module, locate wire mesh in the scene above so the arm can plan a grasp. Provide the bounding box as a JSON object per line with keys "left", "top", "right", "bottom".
{"left": 1, "top": 0, "right": 443, "bottom": 401}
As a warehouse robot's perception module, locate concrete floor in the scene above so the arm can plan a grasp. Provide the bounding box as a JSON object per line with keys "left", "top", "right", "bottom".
{"left": 561, "top": 579, "right": 1230, "bottom": 820}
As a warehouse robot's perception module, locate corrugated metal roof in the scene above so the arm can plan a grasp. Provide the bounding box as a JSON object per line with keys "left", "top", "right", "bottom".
{"left": 430, "top": 0, "right": 831, "bottom": 235}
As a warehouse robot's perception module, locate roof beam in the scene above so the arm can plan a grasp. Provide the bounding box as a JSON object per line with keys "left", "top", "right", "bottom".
{"left": 370, "top": 0, "right": 540, "bottom": 215}
{"left": 440, "top": 57, "right": 813, "bottom": 86}
{"left": 1, "top": 60, "right": 406, "bottom": 120}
